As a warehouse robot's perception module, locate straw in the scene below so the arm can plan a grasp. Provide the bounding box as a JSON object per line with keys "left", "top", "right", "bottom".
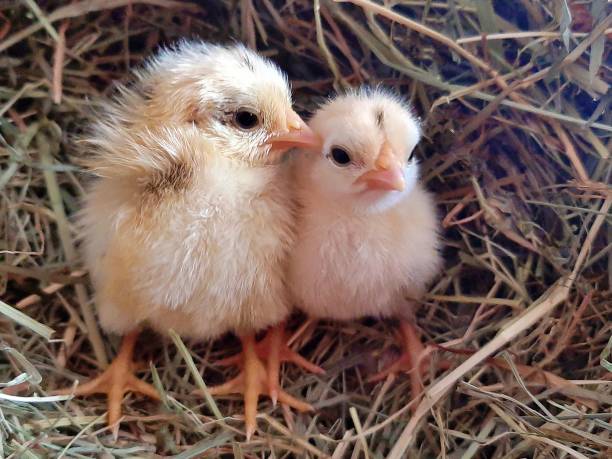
{"left": 1, "top": 1, "right": 610, "bottom": 456}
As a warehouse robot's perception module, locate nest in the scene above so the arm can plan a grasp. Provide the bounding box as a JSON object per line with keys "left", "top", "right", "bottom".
{"left": 1, "top": 1, "right": 610, "bottom": 457}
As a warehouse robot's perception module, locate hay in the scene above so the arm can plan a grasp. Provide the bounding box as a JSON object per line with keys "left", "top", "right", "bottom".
{"left": 1, "top": 0, "right": 610, "bottom": 457}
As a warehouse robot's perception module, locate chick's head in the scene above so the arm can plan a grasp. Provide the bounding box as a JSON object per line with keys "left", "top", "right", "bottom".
{"left": 306, "top": 89, "right": 421, "bottom": 212}
{"left": 122, "top": 41, "right": 318, "bottom": 166}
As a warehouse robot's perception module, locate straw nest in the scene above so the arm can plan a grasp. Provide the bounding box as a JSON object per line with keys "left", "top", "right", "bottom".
{"left": 1, "top": 1, "right": 610, "bottom": 457}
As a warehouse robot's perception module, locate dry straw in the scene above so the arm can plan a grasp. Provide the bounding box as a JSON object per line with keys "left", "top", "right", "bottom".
{"left": 1, "top": 1, "right": 610, "bottom": 457}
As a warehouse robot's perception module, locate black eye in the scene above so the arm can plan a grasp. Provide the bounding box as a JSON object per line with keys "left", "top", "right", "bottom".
{"left": 234, "top": 110, "right": 259, "bottom": 130}
{"left": 330, "top": 147, "right": 351, "bottom": 166}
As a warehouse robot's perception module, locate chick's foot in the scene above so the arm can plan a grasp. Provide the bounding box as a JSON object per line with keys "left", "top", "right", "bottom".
{"left": 206, "top": 333, "right": 314, "bottom": 440}
{"left": 215, "top": 323, "right": 324, "bottom": 406}
{"left": 368, "top": 321, "right": 451, "bottom": 401}
{"left": 53, "top": 331, "right": 159, "bottom": 426}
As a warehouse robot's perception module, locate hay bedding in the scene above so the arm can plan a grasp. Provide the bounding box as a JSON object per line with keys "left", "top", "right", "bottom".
{"left": 0, "top": 0, "right": 610, "bottom": 457}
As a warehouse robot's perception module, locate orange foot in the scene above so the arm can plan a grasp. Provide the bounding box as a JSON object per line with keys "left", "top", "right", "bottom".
{"left": 368, "top": 321, "right": 450, "bottom": 402}
{"left": 53, "top": 330, "right": 159, "bottom": 426}
{"left": 206, "top": 333, "right": 314, "bottom": 440}
{"left": 215, "top": 322, "right": 325, "bottom": 406}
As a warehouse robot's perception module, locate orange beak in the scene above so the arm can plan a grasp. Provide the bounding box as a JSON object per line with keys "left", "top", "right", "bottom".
{"left": 267, "top": 110, "right": 321, "bottom": 152}
{"left": 354, "top": 142, "right": 405, "bottom": 192}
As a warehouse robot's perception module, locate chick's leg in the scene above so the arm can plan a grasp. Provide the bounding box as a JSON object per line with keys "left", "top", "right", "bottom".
{"left": 54, "top": 330, "right": 159, "bottom": 426}
{"left": 368, "top": 321, "right": 450, "bottom": 400}
{"left": 207, "top": 333, "right": 314, "bottom": 440}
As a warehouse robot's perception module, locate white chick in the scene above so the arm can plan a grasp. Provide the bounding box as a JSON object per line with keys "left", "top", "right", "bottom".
{"left": 55, "top": 41, "right": 319, "bottom": 437}
{"left": 288, "top": 88, "right": 442, "bottom": 398}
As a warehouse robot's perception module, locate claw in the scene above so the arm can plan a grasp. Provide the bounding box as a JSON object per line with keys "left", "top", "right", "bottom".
{"left": 270, "top": 388, "right": 279, "bottom": 408}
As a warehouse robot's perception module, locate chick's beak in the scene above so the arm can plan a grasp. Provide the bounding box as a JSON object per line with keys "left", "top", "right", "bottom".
{"left": 267, "top": 110, "right": 321, "bottom": 152}
{"left": 354, "top": 142, "right": 405, "bottom": 192}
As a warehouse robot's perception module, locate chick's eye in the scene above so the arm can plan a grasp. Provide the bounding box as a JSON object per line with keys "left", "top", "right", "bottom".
{"left": 234, "top": 110, "right": 259, "bottom": 130}
{"left": 329, "top": 147, "right": 352, "bottom": 166}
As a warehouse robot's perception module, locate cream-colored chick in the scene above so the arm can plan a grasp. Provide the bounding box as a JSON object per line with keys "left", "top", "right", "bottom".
{"left": 55, "top": 41, "right": 319, "bottom": 436}
{"left": 289, "top": 89, "right": 442, "bottom": 397}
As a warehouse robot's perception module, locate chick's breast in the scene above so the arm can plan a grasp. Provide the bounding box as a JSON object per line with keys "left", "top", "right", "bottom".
{"left": 289, "top": 181, "right": 440, "bottom": 321}
{"left": 82, "top": 129, "right": 295, "bottom": 340}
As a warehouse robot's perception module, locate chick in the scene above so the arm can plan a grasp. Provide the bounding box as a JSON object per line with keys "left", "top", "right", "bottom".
{"left": 55, "top": 41, "right": 319, "bottom": 436}
{"left": 289, "top": 89, "right": 442, "bottom": 398}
